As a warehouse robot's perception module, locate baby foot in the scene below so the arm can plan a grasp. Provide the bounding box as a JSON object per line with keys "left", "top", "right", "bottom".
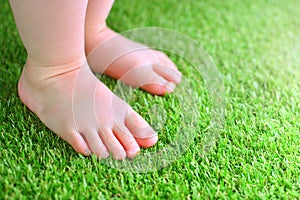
{"left": 18, "top": 57, "right": 158, "bottom": 159}
{"left": 85, "top": 26, "right": 182, "bottom": 96}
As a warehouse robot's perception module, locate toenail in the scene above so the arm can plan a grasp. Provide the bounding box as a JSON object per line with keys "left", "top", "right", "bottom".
{"left": 166, "top": 82, "right": 175, "bottom": 92}
{"left": 84, "top": 149, "right": 91, "bottom": 155}
{"left": 130, "top": 113, "right": 147, "bottom": 128}
{"left": 128, "top": 148, "right": 140, "bottom": 155}
{"left": 102, "top": 151, "right": 110, "bottom": 158}
{"left": 115, "top": 153, "right": 126, "bottom": 160}
{"left": 174, "top": 71, "right": 182, "bottom": 83}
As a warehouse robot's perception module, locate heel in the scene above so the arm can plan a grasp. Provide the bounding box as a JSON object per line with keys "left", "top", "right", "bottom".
{"left": 18, "top": 70, "right": 37, "bottom": 113}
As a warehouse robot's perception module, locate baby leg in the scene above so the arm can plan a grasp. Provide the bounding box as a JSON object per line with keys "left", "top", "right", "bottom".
{"left": 10, "top": 0, "right": 157, "bottom": 159}
{"left": 85, "top": 0, "right": 182, "bottom": 95}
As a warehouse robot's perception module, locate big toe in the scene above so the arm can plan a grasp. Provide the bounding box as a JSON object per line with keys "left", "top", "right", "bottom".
{"left": 153, "top": 64, "right": 182, "bottom": 84}
{"left": 125, "top": 109, "right": 158, "bottom": 148}
{"left": 153, "top": 50, "right": 182, "bottom": 84}
{"left": 154, "top": 50, "right": 180, "bottom": 71}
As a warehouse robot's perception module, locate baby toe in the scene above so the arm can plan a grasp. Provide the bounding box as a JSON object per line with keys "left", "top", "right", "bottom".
{"left": 66, "top": 131, "right": 91, "bottom": 156}
{"left": 154, "top": 50, "right": 179, "bottom": 71}
{"left": 125, "top": 110, "right": 158, "bottom": 148}
{"left": 113, "top": 124, "right": 140, "bottom": 158}
{"left": 84, "top": 129, "right": 109, "bottom": 158}
{"left": 153, "top": 64, "right": 182, "bottom": 84}
{"left": 141, "top": 72, "right": 176, "bottom": 95}
{"left": 100, "top": 128, "right": 127, "bottom": 160}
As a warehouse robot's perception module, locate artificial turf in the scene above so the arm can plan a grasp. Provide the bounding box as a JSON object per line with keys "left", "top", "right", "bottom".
{"left": 0, "top": 0, "right": 299, "bottom": 199}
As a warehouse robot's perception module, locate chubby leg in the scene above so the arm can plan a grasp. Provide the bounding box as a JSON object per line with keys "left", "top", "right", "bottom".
{"left": 85, "top": 0, "right": 182, "bottom": 96}
{"left": 10, "top": 0, "right": 157, "bottom": 159}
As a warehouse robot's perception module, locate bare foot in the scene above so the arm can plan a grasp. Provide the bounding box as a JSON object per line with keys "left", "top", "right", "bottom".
{"left": 85, "top": 26, "right": 182, "bottom": 96}
{"left": 18, "top": 57, "right": 158, "bottom": 159}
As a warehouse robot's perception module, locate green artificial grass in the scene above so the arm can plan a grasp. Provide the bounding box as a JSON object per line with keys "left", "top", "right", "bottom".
{"left": 1, "top": 0, "right": 299, "bottom": 199}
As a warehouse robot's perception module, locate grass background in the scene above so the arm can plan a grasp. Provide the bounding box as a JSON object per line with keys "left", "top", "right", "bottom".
{"left": 1, "top": 0, "right": 299, "bottom": 199}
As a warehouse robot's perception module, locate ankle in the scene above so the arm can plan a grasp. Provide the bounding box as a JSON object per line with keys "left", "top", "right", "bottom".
{"left": 85, "top": 22, "right": 114, "bottom": 54}
{"left": 18, "top": 56, "right": 86, "bottom": 114}
{"left": 22, "top": 56, "right": 85, "bottom": 86}
{"left": 85, "top": 21, "right": 107, "bottom": 37}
